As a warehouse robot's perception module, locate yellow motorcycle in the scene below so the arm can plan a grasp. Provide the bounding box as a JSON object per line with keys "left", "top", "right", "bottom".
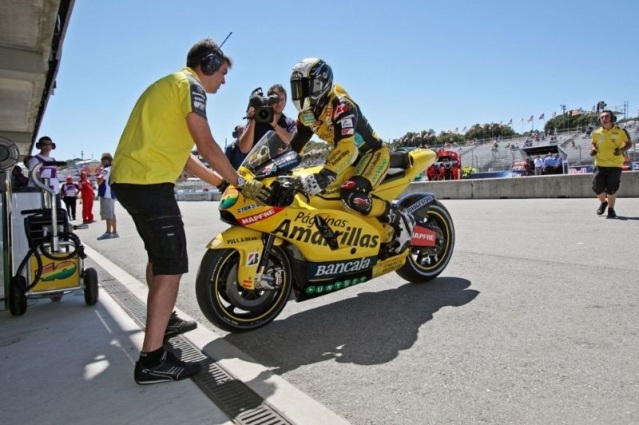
{"left": 196, "top": 132, "right": 455, "bottom": 332}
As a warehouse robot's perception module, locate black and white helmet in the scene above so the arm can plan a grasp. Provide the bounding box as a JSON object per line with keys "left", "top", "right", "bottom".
{"left": 290, "top": 58, "right": 333, "bottom": 112}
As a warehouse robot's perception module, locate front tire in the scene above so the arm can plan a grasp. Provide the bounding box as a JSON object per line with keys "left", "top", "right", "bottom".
{"left": 396, "top": 200, "right": 455, "bottom": 283}
{"left": 83, "top": 267, "right": 99, "bottom": 306}
{"left": 196, "top": 247, "right": 293, "bottom": 332}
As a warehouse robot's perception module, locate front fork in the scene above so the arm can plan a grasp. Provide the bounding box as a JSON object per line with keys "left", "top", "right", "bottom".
{"left": 254, "top": 233, "right": 284, "bottom": 290}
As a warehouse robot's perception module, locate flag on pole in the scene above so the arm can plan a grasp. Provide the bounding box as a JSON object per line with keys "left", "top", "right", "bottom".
{"left": 462, "top": 126, "right": 467, "bottom": 132}
{"left": 539, "top": 113, "right": 545, "bottom": 120}
{"left": 507, "top": 118, "right": 513, "bottom": 126}
{"left": 527, "top": 115, "right": 533, "bottom": 123}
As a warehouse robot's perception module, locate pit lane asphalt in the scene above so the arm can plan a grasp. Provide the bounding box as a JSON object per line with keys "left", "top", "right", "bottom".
{"left": 79, "top": 197, "right": 639, "bottom": 425}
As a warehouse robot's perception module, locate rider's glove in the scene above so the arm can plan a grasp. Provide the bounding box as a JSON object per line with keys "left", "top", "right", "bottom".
{"left": 301, "top": 170, "right": 334, "bottom": 196}
{"left": 240, "top": 179, "right": 272, "bottom": 204}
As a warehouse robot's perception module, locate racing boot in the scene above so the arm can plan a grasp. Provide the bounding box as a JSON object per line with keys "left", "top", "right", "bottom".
{"left": 382, "top": 205, "right": 415, "bottom": 254}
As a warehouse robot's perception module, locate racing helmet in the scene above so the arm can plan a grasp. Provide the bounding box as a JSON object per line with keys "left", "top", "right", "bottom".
{"left": 290, "top": 58, "right": 333, "bottom": 112}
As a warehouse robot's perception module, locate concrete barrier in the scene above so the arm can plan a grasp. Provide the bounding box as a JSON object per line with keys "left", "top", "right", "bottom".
{"left": 175, "top": 191, "right": 221, "bottom": 201}
{"left": 405, "top": 171, "right": 639, "bottom": 199}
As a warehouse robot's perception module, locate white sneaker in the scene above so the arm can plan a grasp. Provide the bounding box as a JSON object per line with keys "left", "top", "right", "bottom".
{"left": 391, "top": 210, "right": 415, "bottom": 254}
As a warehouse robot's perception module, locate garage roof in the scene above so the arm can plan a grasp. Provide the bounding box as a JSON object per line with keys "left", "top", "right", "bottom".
{"left": 0, "top": 0, "right": 74, "bottom": 157}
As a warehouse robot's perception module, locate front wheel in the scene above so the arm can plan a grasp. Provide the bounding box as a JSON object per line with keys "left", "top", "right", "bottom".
{"left": 195, "top": 246, "right": 293, "bottom": 332}
{"left": 396, "top": 200, "right": 455, "bottom": 283}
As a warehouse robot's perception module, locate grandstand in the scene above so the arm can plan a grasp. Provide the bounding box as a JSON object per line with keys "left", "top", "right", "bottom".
{"left": 458, "top": 132, "right": 581, "bottom": 171}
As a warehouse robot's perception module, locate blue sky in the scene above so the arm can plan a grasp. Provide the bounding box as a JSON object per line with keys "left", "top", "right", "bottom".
{"left": 39, "top": 0, "right": 639, "bottom": 161}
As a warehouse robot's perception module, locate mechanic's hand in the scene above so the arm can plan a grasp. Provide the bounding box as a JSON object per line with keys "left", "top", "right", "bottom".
{"left": 613, "top": 148, "right": 623, "bottom": 156}
{"left": 216, "top": 180, "right": 229, "bottom": 193}
{"left": 241, "top": 179, "right": 271, "bottom": 204}
{"left": 589, "top": 149, "right": 597, "bottom": 157}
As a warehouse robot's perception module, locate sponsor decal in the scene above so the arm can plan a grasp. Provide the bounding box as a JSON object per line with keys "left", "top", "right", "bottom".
{"left": 340, "top": 117, "right": 353, "bottom": 128}
{"left": 308, "top": 257, "right": 376, "bottom": 278}
{"left": 376, "top": 256, "right": 406, "bottom": 274}
{"left": 227, "top": 236, "right": 259, "bottom": 244}
{"left": 41, "top": 261, "right": 77, "bottom": 281}
{"left": 220, "top": 188, "right": 240, "bottom": 209}
{"left": 305, "top": 275, "right": 368, "bottom": 295}
{"left": 333, "top": 103, "right": 349, "bottom": 118}
{"left": 411, "top": 225, "right": 437, "bottom": 247}
{"left": 341, "top": 128, "right": 354, "bottom": 136}
{"left": 260, "top": 164, "right": 277, "bottom": 176}
{"left": 238, "top": 207, "right": 283, "bottom": 225}
{"left": 247, "top": 252, "right": 260, "bottom": 266}
{"left": 240, "top": 279, "right": 254, "bottom": 289}
{"left": 272, "top": 214, "right": 379, "bottom": 248}
{"left": 352, "top": 197, "right": 371, "bottom": 207}
{"left": 238, "top": 203, "right": 260, "bottom": 213}
{"left": 300, "top": 112, "right": 315, "bottom": 126}
{"left": 327, "top": 148, "right": 351, "bottom": 168}
{"left": 404, "top": 195, "right": 435, "bottom": 214}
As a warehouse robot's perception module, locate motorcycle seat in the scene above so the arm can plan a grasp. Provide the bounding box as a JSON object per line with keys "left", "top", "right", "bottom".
{"left": 389, "top": 150, "right": 410, "bottom": 169}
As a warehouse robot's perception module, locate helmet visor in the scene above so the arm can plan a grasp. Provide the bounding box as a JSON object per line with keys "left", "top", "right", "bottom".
{"left": 290, "top": 78, "right": 310, "bottom": 102}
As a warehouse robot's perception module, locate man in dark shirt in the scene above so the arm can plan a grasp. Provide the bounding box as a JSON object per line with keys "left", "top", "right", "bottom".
{"left": 238, "top": 84, "right": 296, "bottom": 155}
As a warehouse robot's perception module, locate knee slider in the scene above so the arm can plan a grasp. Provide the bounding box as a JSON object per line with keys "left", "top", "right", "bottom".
{"left": 340, "top": 176, "right": 373, "bottom": 215}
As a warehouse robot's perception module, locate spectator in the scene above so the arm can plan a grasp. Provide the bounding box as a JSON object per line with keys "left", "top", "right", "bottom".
{"left": 542, "top": 153, "right": 555, "bottom": 175}
{"left": 553, "top": 153, "right": 563, "bottom": 174}
{"left": 110, "top": 38, "right": 268, "bottom": 385}
{"left": 523, "top": 158, "right": 533, "bottom": 176}
{"left": 590, "top": 110, "right": 632, "bottom": 218}
{"left": 60, "top": 175, "right": 79, "bottom": 220}
{"left": 11, "top": 165, "right": 29, "bottom": 189}
{"left": 96, "top": 153, "right": 118, "bottom": 240}
{"left": 224, "top": 124, "right": 247, "bottom": 169}
{"left": 533, "top": 155, "right": 543, "bottom": 176}
{"left": 239, "top": 83, "right": 296, "bottom": 155}
{"left": 27, "top": 136, "right": 59, "bottom": 195}
{"left": 79, "top": 171, "right": 95, "bottom": 223}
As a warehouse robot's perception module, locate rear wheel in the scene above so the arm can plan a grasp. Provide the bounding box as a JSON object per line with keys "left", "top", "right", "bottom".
{"left": 196, "top": 247, "right": 293, "bottom": 332}
{"left": 9, "top": 276, "right": 27, "bottom": 316}
{"left": 396, "top": 200, "right": 455, "bottom": 283}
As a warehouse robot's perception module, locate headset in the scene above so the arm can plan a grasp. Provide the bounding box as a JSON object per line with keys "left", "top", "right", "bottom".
{"left": 35, "top": 136, "right": 56, "bottom": 149}
{"left": 201, "top": 47, "right": 224, "bottom": 75}
{"left": 200, "top": 32, "right": 233, "bottom": 76}
{"left": 600, "top": 110, "right": 617, "bottom": 123}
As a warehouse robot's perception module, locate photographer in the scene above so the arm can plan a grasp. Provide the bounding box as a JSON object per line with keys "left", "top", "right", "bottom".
{"left": 239, "top": 84, "right": 296, "bottom": 155}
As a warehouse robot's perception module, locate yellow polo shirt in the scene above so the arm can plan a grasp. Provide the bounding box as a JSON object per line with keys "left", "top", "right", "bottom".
{"left": 592, "top": 125, "right": 630, "bottom": 168}
{"left": 111, "top": 67, "right": 207, "bottom": 184}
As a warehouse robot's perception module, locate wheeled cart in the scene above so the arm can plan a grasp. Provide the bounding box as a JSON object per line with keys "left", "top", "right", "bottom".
{"left": 8, "top": 162, "right": 98, "bottom": 316}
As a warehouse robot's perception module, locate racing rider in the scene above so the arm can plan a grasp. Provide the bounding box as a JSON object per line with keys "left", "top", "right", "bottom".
{"left": 288, "top": 58, "right": 413, "bottom": 254}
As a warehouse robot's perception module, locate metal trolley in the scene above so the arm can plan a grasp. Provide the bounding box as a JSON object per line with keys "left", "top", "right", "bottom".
{"left": 8, "top": 162, "right": 98, "bottom": 315}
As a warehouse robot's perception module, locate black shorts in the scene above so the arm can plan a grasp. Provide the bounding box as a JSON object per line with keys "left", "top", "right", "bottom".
{"left": 111, "top": 183, "right": 187, "bottom": 275}
{"left": 592, "top": 166, "right": 622, "bottom": 195}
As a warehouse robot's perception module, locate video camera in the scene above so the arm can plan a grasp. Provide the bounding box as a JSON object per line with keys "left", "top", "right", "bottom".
{"left": 247, "top": 87, "right": 280, "bottom": 124}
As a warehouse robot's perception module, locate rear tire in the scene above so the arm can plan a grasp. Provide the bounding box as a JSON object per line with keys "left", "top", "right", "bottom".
{"left": 9, "top": 276, "right": 27, "bottom": 316}
{"left": 396, "top": 200, "right": 455, "bottom": 283}
{"left": 196, "top": 247, "right": 293, "bottom": 332}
